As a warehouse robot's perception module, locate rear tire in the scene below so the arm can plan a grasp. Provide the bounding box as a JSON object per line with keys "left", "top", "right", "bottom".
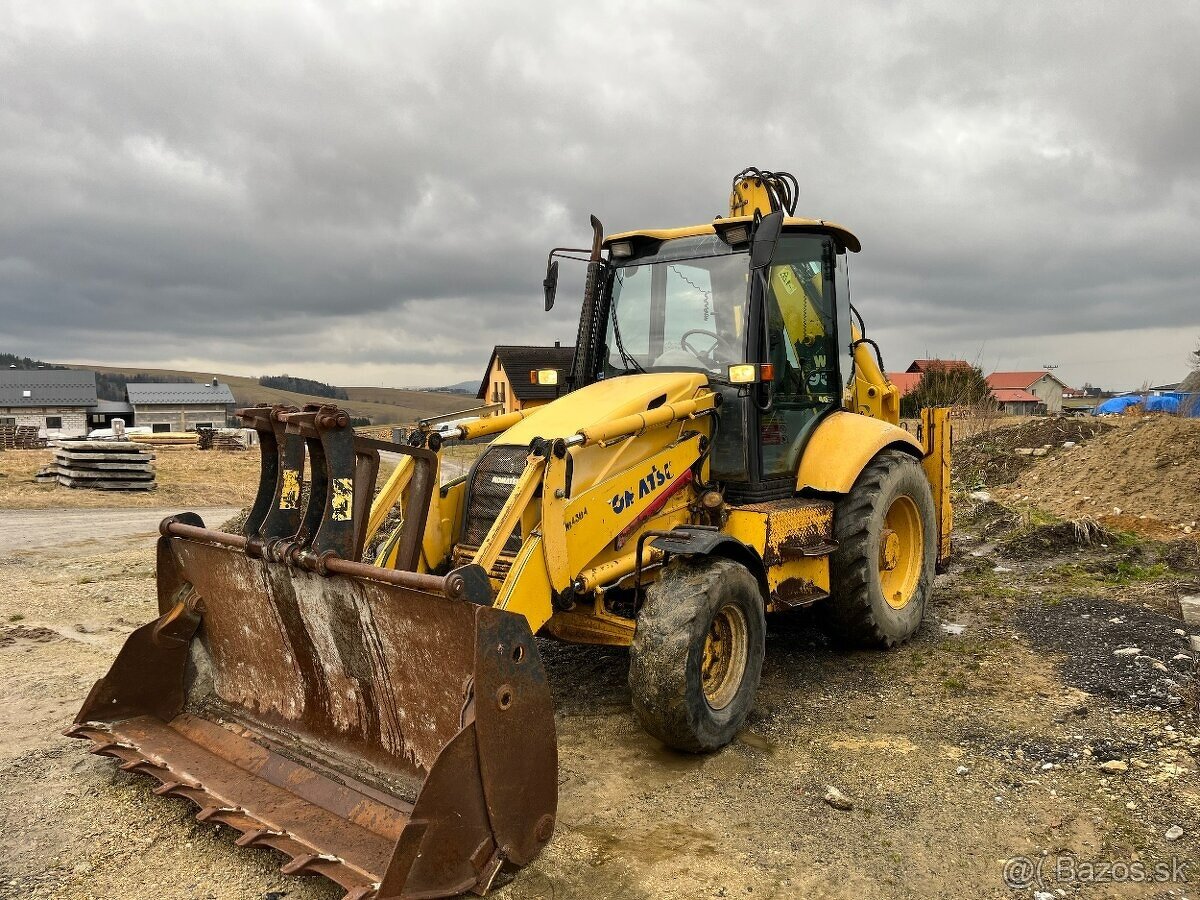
{"left": 629, "top": 557, "right": 765, "bottom": 752}
{"left": 818, "top": 450, "right": 936, "bottom": 648}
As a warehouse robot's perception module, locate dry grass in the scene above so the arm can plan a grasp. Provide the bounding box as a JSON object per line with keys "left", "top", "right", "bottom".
{"left": 1, "top": 445, "right": 405, "bottom": 512}
{"left": 0, "top": 446, "right": 261, "bottom": 509}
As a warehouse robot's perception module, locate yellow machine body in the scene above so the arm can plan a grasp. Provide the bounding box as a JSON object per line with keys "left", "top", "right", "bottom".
{"left": 368, "top": 360, "right": 952, "bottom": 650}
{"left": 72, "top": 167, "right": 954, "bottom": 900}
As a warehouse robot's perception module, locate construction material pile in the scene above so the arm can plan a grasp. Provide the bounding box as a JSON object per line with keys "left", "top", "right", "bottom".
{"left": 953, "top": 417, "right": 1113, "bottom": 487}
{"left": 196, "top": 427, "right": 251, "bottom": 451}
{"left": 134, "top": 431, "right": 194, "bottom": 447}
{"left": 0, "top": 425, "right": 48, "bottom": 450}
{"left": 48, "top": 440, "right": 156, "bottom": 491}
{"left": 999, "top": 415, "right": 1200, "bottom": 535}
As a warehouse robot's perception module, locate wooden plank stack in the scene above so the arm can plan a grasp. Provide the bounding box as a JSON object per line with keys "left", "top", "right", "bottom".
{"left": 197, "top": 428, "right": 251, "bottom": 451}
{"left": 0, "top": 425, "right": 48, "bottom": 450}
{"left": 51, "top": 441, "right": 157, "bottom": 491}
{"left": 134, "top": 432, "right": 196, "bottom": 447}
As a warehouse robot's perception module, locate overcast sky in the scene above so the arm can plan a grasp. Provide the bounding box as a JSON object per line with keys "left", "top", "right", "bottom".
{"left": 2, "top": 1, "right": 1198, "bottom": 392}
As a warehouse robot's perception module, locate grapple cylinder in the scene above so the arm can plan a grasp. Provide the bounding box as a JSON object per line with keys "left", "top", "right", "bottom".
{"left": 68, "top": 405, "right": 557, "bottom": 899}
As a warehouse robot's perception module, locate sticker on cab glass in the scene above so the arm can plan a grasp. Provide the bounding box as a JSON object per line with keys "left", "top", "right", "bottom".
{"left": 776, "top": 267, "right": 799, "bottom": 295}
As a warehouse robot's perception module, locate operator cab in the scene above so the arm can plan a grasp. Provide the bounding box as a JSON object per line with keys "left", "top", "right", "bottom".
{"left": 582, "top": 216, "right": 860, "bottom": 499}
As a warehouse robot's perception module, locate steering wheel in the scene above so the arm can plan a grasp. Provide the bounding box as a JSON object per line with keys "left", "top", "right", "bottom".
{"left": 680, "top": 329, "right": 734, "bottom": 367}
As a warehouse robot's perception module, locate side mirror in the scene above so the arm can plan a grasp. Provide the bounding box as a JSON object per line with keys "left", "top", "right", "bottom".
{"left": 750, "top": 210, "right": 784, "bottom": 269}
{"left": 543, "top": 260, "right": 560, "bottom": 311}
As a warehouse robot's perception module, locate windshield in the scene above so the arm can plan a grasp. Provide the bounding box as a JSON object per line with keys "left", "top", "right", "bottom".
{"left": 602, "top": 236, "right": 748, "bottom": 377}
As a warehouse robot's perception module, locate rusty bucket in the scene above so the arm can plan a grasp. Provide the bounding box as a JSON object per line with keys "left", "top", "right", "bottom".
{"left": 68, "top": 405, "right": 557, "bottom": 899}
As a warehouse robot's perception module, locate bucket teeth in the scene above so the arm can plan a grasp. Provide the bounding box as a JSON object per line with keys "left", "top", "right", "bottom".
{"left": 196, "top": 805, "right": 238, "bottom": 822}
{"left": 234, "top": 826, "right": 283, "bottom": 847}
{"left": 281, "top": 852, "right": 341, "bottom": 875}
{"left": 152, "top": 778, "right": 201, "bottom": 795}
{"left": 118, "top": 757, "right": 157, "bottom": 774}
{"left": 67, "top": 724, "right": 379, "bottom": 899}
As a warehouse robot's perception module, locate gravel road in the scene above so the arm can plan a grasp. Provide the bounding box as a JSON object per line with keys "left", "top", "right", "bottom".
{"left": 0, "top": 505, "right": 1196, "bottom": 899}
{"left": 0, "top": 507, "right": 241, "bottom": 555}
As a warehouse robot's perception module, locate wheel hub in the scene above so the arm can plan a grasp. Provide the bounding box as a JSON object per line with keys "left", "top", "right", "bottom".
{"left": 878, "top": 495, "right": 924, "bottom": 610}
{"left": 700, "top": 604, "right": 749, "bottom": 711}
{"left": 880, "top": 529, "right": 900, "bottom": 571}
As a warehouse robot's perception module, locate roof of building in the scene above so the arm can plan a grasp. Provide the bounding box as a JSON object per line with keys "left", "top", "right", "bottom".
{"left": 126, "top": 381, "right": 237, "bottom": 405}
{"left": 986, "top": 371, "right": 1075, "bottom": 392}
{"left": 886, "top": 372, "right": 923, "bottom": 396}
{"left": 478, "top": 345, "right": 576, "bottom": 401}
{"left": 992, "top": 388, "right": 1043, "bottom": 404}
{"left": 905, "top": 359, "right": 973, "bottom": 373}
{"left": 92, "top": 399, "right": 135, "bottom": 414}
{"left": 0, "top": 369, "right": 97, "bottom": 408}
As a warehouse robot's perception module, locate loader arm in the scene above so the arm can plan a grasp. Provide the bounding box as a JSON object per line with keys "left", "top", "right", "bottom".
{"left": 70, "top": 404, "right": 557, "bottom": 900}
{"left": 452, "top": 390, "right": 719, "bottom": 635}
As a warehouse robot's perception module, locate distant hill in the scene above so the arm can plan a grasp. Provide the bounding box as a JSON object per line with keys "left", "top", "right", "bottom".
{"left": 67, "top": 364, "right": 475, "bottom": 424}
{"left": 96, "top": 372, "right": 193, "bottom": 401}
{"left": 259, "top": 374, "right": 348, "bottom": 400}
{"left": 1, "top": 353, "right": 66, "bottom": 370}
{"left": 429, "top": 380, "right": 479, "bottom": 395}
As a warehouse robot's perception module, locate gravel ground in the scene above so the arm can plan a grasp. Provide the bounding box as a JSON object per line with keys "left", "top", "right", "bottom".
{"left": 0, "top": 505, "right": 1197, "bottom": 900}
{"left": 1016, "top": 595, "right": 1196, "bottom": 712}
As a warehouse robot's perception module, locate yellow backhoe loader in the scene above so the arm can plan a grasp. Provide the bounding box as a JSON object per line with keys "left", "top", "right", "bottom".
{"left": 69, "top": 168, "right": 951, "bottom": 899}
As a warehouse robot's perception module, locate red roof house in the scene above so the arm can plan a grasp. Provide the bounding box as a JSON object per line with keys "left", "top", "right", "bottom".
{"left": 985, "top": 371, "right": 1074, "bottom": 414}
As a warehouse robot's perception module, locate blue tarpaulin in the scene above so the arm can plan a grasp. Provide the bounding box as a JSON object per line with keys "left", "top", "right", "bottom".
{"left": 1093, "top": 396, "right": 1142, "bottom": 415}
{"left": 1094, "top": 392, "right": 1199, "bottom": 416}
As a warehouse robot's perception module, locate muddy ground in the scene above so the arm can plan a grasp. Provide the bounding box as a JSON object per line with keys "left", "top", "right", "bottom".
{"left": 0, "top": 500, "right": 1197, "bottom": 900}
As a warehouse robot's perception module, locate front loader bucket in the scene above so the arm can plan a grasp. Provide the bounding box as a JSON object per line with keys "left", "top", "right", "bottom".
{"left": 67, "top": 405, "right": 557, "bottom": 899}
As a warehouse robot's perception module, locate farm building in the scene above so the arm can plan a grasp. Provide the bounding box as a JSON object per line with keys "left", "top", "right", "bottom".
{"left": 477, "top": 344, "right": 575, "bottom": 414}
{"left": 986, "top": 371, "right": 1074, "bottom": 415}
{"left": 990, "top": 388, "right": 1044, "bottom": 416}
{"left": 0, "top": 369, "right": 97, "bottom": 437}
{"left": 89, "top": 399, "right": 136, "bottom": 429}
{"left": 126, "top": 380, "right": 237, "bottom": 432}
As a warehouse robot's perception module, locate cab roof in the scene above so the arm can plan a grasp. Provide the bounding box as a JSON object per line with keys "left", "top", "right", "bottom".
{"left": 604, "top": 215, "right": 861, "bottom": 254}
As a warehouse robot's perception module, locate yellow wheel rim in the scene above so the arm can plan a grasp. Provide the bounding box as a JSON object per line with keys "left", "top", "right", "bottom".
{"left": 701, "top": 604, "right": 748, "bottom": 710}
{"left": 878, "top": 494, "right": 924, "bottom": 610}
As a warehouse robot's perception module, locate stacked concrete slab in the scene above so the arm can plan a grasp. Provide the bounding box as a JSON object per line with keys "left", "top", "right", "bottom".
{"left": 52, "top": 440, "right": 156, "bottom": 491}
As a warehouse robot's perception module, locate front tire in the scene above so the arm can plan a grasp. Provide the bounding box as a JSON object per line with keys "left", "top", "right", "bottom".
{"left": 629, "top": 557, "right": 765, "bottom": 752}
{"left": 818, "top": 449, "right": 937, "bottom": 647}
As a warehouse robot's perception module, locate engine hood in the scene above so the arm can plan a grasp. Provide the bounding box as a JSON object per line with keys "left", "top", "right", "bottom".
{"left": 497, "top": 372, "right": 710, "bottom": 446}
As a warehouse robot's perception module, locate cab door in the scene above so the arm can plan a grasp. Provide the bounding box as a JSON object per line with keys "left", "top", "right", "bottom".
{"left": 757, "top": 234, "right": 842, "bottom": 479}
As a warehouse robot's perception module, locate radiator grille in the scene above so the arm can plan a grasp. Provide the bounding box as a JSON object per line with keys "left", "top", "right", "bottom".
{"left": 463, "top": 444, "right": 531, "bottom": 552}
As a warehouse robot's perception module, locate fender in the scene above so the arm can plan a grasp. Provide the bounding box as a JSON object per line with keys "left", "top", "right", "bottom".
{"left": 649, "top": 526, "right": 768, "bottom": 597}
{"left": 796, "top": 411, "right": 922, "bottom": 495}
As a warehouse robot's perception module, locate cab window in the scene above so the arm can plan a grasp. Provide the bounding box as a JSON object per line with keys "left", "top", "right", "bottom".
{"left": 760, "top": 235, "right": 840, "bottom": 476}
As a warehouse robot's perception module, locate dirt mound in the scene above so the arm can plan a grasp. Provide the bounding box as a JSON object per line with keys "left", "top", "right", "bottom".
{"left": 1002, "top": 519, "right": 1116, "bottom": 556}
{"left": 953, "top": 418, "right": 1113, "bottom": 487}
{"left": 1000, "top": 416, "right": 1200, "bottom": 533}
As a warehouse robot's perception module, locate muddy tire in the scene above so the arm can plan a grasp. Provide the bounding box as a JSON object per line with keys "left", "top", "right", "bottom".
{"left": 818, "top": 449, "right": 936, "bottom": 648}
{"left": 629, "top": 557, "right": 765, "bottom": 752}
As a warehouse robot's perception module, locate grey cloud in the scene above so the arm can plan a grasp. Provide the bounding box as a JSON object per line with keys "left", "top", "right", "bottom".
{"left": 1, "top": 1, "right": 1197, "bottom": 390}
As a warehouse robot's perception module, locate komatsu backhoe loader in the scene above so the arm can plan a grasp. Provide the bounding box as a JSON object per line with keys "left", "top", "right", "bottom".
{"left": 70, "top": 168, "right": 951, "bottom": 899}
